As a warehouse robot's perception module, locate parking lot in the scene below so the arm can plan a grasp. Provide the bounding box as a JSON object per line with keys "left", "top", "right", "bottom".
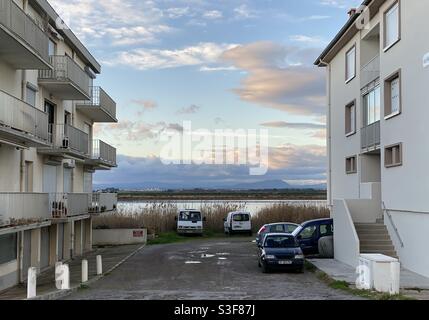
{"left": 65, "top": 237, "right": 361, "bottom": 300}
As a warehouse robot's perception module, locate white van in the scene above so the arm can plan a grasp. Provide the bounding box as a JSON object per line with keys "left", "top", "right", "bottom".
{"left": 176, "top": 209, "right": 205, "bottom": 236}
{"left": 224, "top": 212, "right": 252, "bottom": 236}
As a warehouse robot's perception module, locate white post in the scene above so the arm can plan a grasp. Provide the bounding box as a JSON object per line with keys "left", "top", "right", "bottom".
{"left": 82, "top": 259, "right": 88, "bottom": 283}
{"left": 55, "top": 262, "right": 70, "bottom": 290}
{"left": 96, "top": 255, "right": 102, "bottom": 275}
{"left": 27, "top": 267, "right": 37, "bottom": 299}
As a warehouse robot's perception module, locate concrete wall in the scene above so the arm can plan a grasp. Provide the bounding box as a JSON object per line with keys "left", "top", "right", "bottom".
{"left": 93, "top": 229, "right": 148, "bottom": 246}
{"left": 333, "top": 200, "right": 360, "bottom": 267}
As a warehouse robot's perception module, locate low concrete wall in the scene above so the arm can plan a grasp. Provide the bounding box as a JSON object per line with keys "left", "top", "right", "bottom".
{"left": 93, "top": 229, "right": 147, "bottom": 246}
{"left": 333, "top": 200, "right": 360, "bottom": 268}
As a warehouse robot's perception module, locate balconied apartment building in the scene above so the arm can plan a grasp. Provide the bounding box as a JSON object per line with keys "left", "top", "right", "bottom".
{"left": 315, "top": 0, "right": 429, "bottom": 278}
{"left": 0, "top": 0, "right": 118, "bottom": 291}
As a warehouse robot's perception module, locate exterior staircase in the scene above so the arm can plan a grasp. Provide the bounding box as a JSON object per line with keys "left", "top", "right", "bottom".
{"left": 354, "top": 223, "right": 398, "bottom": 258}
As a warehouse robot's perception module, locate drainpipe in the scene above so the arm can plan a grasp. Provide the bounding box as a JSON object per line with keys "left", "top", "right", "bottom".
{"left": 318, "top": 59, "right": 333, "bottom": 210}
{"left": 20, "top": 70, "right": 27, "bottom": 192}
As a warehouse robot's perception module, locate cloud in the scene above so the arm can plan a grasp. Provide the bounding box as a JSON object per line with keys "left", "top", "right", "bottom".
{"left": 199, "top": 66, "right": 237, "bottom": 72}
{"left": 203, "top": 10, "right": 223, "bottom": 19}
{"left": 108, "top": 42, "right": 238, "bottom": 70}
{"left": 234, "top": 4, "right": 257, "bottom": 19}
{"left": 165, "top": 7, "right": 191, "bottom": 19}
{"left": 176, "top": 104, "right": 202, "bottom": 115}
{"left": 94, "top": 143, "right": 326, "bottom": 187}
{"left": 221, "top": 41, "right": 326, "bottom": 116}
{"left": 260, "top": 121, "right": 326, "bottom": 130}
{"left": 131, "top": 99, "right": 158, "bottom": 114}
{"left": 319, "top": 0, "right": 360, "bottom": 9}
{"left": 290, "top": 35, "right": 326, "bottom": 45}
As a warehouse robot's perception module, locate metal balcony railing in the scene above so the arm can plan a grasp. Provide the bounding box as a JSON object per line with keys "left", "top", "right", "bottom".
{"left": 39, "top": 55, "right": 91, "bottom": 98}
{"left": 361, "top": 121, "right": 381, "bottom": 150}
{"left": 90, "top": 193, "right": 118, "bottom": 213}
{"left": 49, "top": 193, "right": 92, "bottom": 218}
{"left": 81, "top": 87, "right": 117, "bottom": 119}
{"left": 0, "top": 89, "right": 49, "bottom": 142}
{"left": 0, "top": 0, "right": 49, "bottom": 62}
{"left": 0, "top": 193, "right": 51, "bottom": 227}
{"left": 51, "top": 124, "right": 89, "bottom": 155}
{"left": 92, "top": 140, "right": 117, "bottom": 166}
{"left": 361, "top": 55, "right": 380, "bottom": 87}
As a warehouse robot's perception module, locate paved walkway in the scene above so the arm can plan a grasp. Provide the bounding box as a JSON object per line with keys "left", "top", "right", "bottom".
{"left": 0, "top": 244, "right": 144, "bottom": 300}
{"left": 66, "top": 238, "right": 362, "bottom": 300}
{"left": 308, "top": 258, "right": 429, "bottom": 300}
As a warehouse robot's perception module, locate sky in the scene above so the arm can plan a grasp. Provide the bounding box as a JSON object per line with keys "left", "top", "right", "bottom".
{"left": 50, "top": 0, "right": 361, "bottom": 189}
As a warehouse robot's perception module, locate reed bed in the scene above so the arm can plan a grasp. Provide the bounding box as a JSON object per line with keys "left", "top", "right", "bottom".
{"left": 93, "top": 201, "right": 330, "bottom": 235}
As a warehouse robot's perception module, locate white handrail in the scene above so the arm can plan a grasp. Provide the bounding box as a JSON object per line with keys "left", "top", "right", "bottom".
{"left": 382, "top": 201, "right": 404, "bottom": 248}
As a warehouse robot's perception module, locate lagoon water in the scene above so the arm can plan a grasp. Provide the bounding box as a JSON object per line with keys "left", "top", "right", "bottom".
{"left": 118, "top": 199, "right": 328, "bottom": 214}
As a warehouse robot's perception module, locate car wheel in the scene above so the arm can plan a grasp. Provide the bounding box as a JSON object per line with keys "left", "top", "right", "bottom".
{"left": 261, "top": 263, "right": 270, "bottom": 274}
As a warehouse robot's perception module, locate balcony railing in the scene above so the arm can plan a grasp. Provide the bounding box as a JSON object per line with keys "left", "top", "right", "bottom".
{"left": 361, "top": 121, "right": 381, "bottom": 150}
{"left": 78, "top": 87, "right": 117, "bottom": 121}
{"left": 92, "top": 140, "right": 117, "bottom": 167}
{"left": 0, "top": 89, "right": 49, "bottom": 145}
{"left": 90, "top": 193, "right": 118, "bottom": 213}
{"left": 39, "top": 55, "right": 91, "bottom": 99}
{"left": 361, "top": 55, "right": 380, "bottom": 88}
{"left": 0, "top": 0, "right": 50, "bottom": 66}
{"left": 51, "top": 124, "right": 89, "bottom": 156}
{"left": 50, "top": 193, "right": 93, "bottom": 219}
{"left": 0, "top": 193, "right": 51, "bottom": 227}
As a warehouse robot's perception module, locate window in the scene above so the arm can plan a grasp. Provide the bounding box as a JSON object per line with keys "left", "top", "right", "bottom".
{"left": 345, "top": 100, "right": 356, "bottom": 136}
{"left": 0, "top": 233, "right": 17, "bottom": 265}
{"left": 363, "top": 86, "right": 381, "bottom": 126}
{"left": 385, "top": 143, "right": 402, "bottom": 168}
{"left": 48, "top": 39, "right": 57, "bottom": 56}
{"left": 233, "top": 214, "right": 250, "bottom": 222}
{"left": 346, "top": 45, "right": 356, "bottom": 82}
{"left": 384, "top": 1, "right": 400, "bottom": 50}
{"left": 346, "top": 156, "right": 357, "bottom": 174}
{"left": 26, "top": 85, "right": 37, "bottom": 107}
{"left": 320, "top": 224, "right": 333, "bottom": 237}
{"left": 300, "top": 225, "right": 316, "bottom": 240}
{"left": 271, "top": 225, "right": 285, "bottom": 233}
{"left": 384, "top": 71, "right": 401, "bottom": 118}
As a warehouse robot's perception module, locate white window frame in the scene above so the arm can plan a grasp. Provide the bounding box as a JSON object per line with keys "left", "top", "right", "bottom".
{"left": 384, "top": 1, "right": 400, "bottom": 51}
{"left": 385, "top": 143, "right": 403, "bottom": 168}
{"left": 384, "top": 69, "right": 402, "bottom": 119}
{"left": 345, "top": 45, "right": 356, "bottom": 83}
{"left": 345, "top": 100, "right": 356, "bottom": 136}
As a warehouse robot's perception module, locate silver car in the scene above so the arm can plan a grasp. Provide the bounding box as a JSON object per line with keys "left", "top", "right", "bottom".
{"left": 256, "top": 222, "right": 300, "bottom": 246}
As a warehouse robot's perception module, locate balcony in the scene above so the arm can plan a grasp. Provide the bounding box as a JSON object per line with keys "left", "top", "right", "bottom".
{"left": 86, "top": 140, "right": 117, "bottom": 169}
{"left": 38, "top": 55, "right": 91, "bottom": 100}
{"left": 361, "top": 55, "right": 380, "bottom": 88}
{"left": 76, "top": 87, "right": 117, "bottom": 123}
{"left": 38, "top": 124, "right": 89, "bottom": 160}
{"left": 0, "top": 89, "right": 50, "bottom": 148}
{"left": 50, "top": 193, "right": 117, "bottom": 218}
{"left": 0, "top": 0, "right": 50, "bottom": 69}
{"left": 89, "top": 193, "right": 118, "bottom": 214}
{"left": 361, "top": 121, "right": 380, "bottom": 151}
{"left": 0, "top": 193, "right": 51, "bottom": 228}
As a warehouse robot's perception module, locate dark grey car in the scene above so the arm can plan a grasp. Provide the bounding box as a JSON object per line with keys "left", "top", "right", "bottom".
{"left": 256, "top": 222, "right": 300, "bottom": 246}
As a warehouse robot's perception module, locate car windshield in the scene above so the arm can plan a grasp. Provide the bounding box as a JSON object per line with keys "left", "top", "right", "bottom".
{"left": 179, "top": 211, "right": 201, "bottom": 221}
{"left": 264, "top": 235, "right": 298, "bottom": 248}
{"left": 233, "top": 214, "right": 250, "bottom": 222}
{"left": 292, "top": 226, "right": 303, "bottom": 236}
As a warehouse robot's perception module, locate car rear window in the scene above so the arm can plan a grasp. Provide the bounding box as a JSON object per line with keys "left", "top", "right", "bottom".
{"left": 233, "top": 214, "right": 250, "bottom": 222}
{"left": 264, "top": 236, "right": 298, "bottom": 248}
{"left": 270, "top": 224, "right": 284, "bottom": 232}
{"left": 179, "top": 211, "right": 201, "bottom": 221}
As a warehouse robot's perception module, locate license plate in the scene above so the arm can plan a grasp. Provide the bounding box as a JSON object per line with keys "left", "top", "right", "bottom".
{"left": 278, "top": 260, "right": 293, "bottom": 265}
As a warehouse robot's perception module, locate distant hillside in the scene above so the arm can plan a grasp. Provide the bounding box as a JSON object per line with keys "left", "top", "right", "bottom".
{"left": 94, "top": 179, "right": 326, "bottom": 191}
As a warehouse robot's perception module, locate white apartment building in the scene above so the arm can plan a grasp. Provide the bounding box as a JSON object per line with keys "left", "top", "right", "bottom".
{"left": 315, "top": 0, "right": 429, "bottom": 278}
{"left": 0, "top": 0, "right": 118, "bottom": 291}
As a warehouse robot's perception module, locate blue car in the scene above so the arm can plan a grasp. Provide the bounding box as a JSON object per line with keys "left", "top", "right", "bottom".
{"left": 257, "top": 233, "right": 305, "bottom": 273}
{"left": 292, "top": 218, "right": 334, "bottom": 255}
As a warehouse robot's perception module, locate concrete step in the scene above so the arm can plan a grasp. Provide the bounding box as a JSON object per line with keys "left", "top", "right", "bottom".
{"left": 360, "top": 249, "right": 398, "bottom": 258}
{"left": 360, "top": 240, "right": 393, "bottom": 246}
{"left": 355, "top": 225, "right": 388, "bottom": 231}
{"left": 360, "top": 245, "right": 396, "bottom": 251}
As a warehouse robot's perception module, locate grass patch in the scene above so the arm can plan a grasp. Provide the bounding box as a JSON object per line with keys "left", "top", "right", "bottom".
{"left": 79, "top": 284, "right": 90, "bottom": 290}
{"left": 147, "top": 232, "right": 189, "bottom": 245}
{"left": 307, "top": 261, "right": 414, "bottom": 300}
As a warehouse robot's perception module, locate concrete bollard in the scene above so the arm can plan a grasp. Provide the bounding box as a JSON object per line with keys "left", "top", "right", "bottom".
{"left": 55, "top": 262, "right": 70, "bottom": 290}
{"left": 82, "top": 259, "right": 88, "bottom": 283}
{"left": 27, "top": 267, "right": 37, "bottom": 299}
{"left": 96, "top": 255, "right": 102, "bottom": 275}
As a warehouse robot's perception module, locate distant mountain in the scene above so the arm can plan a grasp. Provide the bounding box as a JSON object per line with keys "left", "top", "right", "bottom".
{"left": 94, "top": 179, "right": 326, "bottom": 191}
